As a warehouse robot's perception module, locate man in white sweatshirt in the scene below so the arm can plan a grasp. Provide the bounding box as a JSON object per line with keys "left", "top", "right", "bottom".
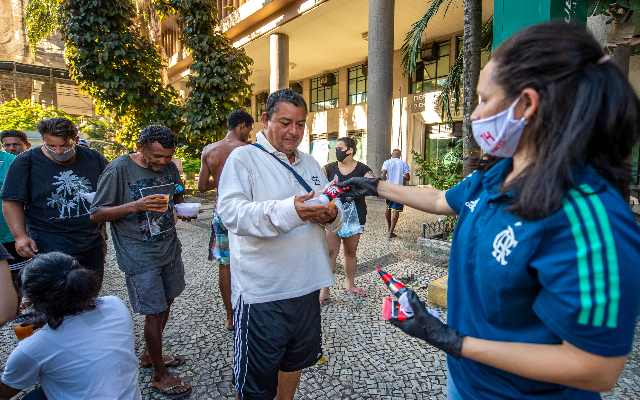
{"left": 217, "top": 88, "right": 342, "bottom": 400}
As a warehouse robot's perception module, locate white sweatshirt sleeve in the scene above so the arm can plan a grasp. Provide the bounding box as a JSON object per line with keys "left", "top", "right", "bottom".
{"left": 217, "top": 154, "right": 307, "bottom": 238}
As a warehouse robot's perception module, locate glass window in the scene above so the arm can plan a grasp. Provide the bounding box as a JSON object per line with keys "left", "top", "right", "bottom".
{"left": 457, "top": 36, "right": 490, "bottom": 69}
{"left": 411, "top": 40, "right": 450, "bottom": 94}
{"left": 348, "top": 64, "right": 367, "bottom": 105}
{"left": 310, "top": 72, "right": 339, "bottom": 111}
{"left": 256, "top": 94, "right": 267, "bottom": 120}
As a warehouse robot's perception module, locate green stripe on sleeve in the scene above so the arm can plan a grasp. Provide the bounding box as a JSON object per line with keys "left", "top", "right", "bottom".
{"left": 562, "top": 196, "right": 592, "bottom": 325}
{"left": 569, "top": 190, "right": 607, "bottom": 327}
{"left": 580, "top": 184, "right": 620, "bottom": 328}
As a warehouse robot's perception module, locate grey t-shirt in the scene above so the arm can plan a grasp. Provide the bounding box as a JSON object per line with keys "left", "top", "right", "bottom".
{"left": 90, "top": 154, "right": 185, "bottom": 275}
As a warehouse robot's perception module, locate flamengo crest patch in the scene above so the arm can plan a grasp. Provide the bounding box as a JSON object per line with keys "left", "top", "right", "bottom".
{"left": 492, "top": 226, "right": 518, "bottom": 265}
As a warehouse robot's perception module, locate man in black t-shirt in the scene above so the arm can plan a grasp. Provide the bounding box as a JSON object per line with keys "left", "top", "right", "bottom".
{"left": 0, "top": 118, "right": 108, "bottom": 282}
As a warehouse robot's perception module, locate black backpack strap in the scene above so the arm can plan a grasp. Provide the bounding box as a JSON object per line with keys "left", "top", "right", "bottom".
{"left": 252, "top": 143, "right": 313, "bottom": 193}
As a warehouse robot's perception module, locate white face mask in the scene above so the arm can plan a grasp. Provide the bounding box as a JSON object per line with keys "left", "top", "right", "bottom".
{"left": 44, "top": 143, "right": 76, "bottom": 162}
{"left": 472, "top": 96, "right": 528, "bottom": 158}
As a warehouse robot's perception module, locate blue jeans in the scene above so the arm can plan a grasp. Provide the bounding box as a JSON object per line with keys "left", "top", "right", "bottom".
{"left": 447, "top": 361, "right": 464, "bottom": 400}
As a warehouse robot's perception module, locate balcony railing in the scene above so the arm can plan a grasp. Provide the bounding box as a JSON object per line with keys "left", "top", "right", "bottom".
{"left": 216, "top": 0, "right": 249, "bottom": 21}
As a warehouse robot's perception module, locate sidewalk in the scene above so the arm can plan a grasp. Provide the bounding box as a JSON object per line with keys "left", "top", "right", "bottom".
{"left": 0, "top": 198, "right": 638, "bottom": 399}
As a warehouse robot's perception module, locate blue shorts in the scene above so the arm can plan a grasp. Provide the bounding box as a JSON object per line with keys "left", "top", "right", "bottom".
{"left": 209, "top": 208, "right": 230, "bottom": 265}
{"left": 233, "top": 291, "right": 322, "bottom": 400}
{"left": 386, "top": 199, "right": 404, "bottom": 212}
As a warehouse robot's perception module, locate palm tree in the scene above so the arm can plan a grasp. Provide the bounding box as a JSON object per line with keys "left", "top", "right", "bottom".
{"left": 462, "top": 0, "right": 482, "bottom": 177}
{"left": 401, "top": 0, "right": 484, "bottom": 177}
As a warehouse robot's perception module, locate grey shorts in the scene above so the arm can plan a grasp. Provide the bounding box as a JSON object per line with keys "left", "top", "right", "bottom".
{"left": 125, "top": 252, "right": 186, "bottom": 315}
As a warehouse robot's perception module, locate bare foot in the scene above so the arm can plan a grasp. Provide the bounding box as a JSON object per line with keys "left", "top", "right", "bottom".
{"left": 346, "top": 286, "right": 368, "bottom": 296}
{"left": 388, "top": 232, "right": 397, "bottom": 238}
{"left": 153, "top": 373, "right": 191, "bottom": 396}
{"left": 225, "top": 316, "right": 233, "bottom": 331}
{"left": 140, "top": 354, "right": 182, "bottom": 368}
{"left": 319, "top": 288, "right": 331, "bottom": 303}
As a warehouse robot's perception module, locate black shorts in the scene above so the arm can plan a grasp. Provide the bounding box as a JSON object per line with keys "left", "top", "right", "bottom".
{"left": 233, "top": 290, "right": 322, "bottom": 400}
{"left": 3, "top": 241, "right": 30, "bottom": 271}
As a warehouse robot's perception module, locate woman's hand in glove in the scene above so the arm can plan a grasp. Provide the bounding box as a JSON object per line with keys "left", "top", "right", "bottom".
{"left": 334, "top": 177, "right": 380, "bottom": 198}
{"left": 390, "top": 290, "right": 465, "bottom": 359}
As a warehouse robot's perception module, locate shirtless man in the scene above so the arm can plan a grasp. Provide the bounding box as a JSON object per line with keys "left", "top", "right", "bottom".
{"left": 199, "top": 110, "right": 254, "bottom": 330}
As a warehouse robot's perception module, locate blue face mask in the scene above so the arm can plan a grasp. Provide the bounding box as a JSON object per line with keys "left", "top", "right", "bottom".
{"left": 471, "top": 96, "right": 528, "bottom": 158}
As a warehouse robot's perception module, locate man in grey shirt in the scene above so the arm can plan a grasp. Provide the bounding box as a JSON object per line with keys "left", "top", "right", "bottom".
{"left": 90, "top": 126, "right": 196, "bottom": 398}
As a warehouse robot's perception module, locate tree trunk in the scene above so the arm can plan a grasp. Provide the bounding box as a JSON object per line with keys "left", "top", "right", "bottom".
{"left": 462, "top": 0, "right": 482, "bottom": 177}
{"left": 587, "top": 14, "right": 630, "bottom": 79}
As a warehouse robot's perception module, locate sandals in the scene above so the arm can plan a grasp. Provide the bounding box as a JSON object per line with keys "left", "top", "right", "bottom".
{"left": 150, "top": 381, "right": 192, "bottom": 399}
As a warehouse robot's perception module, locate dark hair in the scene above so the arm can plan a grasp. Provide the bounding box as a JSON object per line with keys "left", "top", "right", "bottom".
{"left": 486, "top": 21, "right": 640, "bottom": 220}
{"left": 228, "top": 110, "right": 254, "bottom": 131}
{"left": 137, "top": 125, "right": 178, "bottom": 149}
{"left": 20, "top": 252, "right": 101, "bottom": 330}
{"left": 36, "top": 118, "right": 78, "bottom": 141}
{"left": 338, "top": 137, "right": 357, "bottom": 156}
{"left": 265, "top": 88, "right": 307, "bottom": 120}
{"left": 0, "top": 129, "right": 29, "bottom": 145}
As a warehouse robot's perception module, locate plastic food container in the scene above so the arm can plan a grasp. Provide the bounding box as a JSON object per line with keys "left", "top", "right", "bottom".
{"left": 174, "top": 203, "right": 201, "bottom": 217}
{"left": 82, "top": 192, "right": 96, "bottom": 203}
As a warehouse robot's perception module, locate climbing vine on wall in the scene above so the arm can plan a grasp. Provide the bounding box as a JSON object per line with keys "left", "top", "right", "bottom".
{"left": 24, "top": 0, "right": 60, "bottom": 58}
{"left": 24, "top": 0, "right": 253, "bottom": 157}
{"left": 155, "top": 0, "right": 253, "bottom": 157}
{"left": 59, "top": 0, "right": 182, "bottom": 147}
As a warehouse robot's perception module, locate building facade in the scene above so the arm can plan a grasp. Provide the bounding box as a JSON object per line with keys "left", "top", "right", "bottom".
{"left": 0, "top": 0, "right": 94, "bottom": 118}
{"left": 162, "top": 0, "right": 494, "bottom": 183}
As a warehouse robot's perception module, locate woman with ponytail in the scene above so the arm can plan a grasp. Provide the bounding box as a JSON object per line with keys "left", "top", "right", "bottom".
{"left": 0, "top": 252, "right": 141, "bottom": 399}
{"left": 337, "top": 21, "right": 640, "bottom": 399}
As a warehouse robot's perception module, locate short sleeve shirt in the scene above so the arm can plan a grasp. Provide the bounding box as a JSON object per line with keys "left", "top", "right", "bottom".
{"left": 89, "top": 154, "right": 185, "bottom": 275}
{"left": 1, "top": 296, "right": 142, "bottom": 400}
{"left": 0, "top": 147, "right": 107, "bottom": 253}
{"left": 381, "top": 158, "right": 410, "bottom": 185}
{"left": 444, "top": 159, "right": 640, "bottom": 399}
{"left": 0, "top": 151, "right": 17, "bottom": 243}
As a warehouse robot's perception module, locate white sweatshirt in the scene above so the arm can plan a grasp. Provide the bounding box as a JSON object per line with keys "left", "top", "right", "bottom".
{"left": 217, "top": 132, "right": 341, "bottom": 306}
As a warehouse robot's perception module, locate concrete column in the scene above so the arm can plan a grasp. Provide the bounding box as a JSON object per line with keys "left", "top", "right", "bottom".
{"left": 367, "top": 0, "right": 394, "bottom": 175}
{"left": 270, "top": 33, "right": 290, "bottom": 93}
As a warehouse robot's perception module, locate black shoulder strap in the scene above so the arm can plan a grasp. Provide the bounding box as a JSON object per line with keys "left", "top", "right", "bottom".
{"left": 252, "top": 143, "right": 313, "bottom": 193}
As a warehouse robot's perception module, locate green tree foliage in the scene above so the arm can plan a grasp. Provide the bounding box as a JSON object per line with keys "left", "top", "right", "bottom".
{"left": 0, "top": 99, "right": 76, "bottom": 131}
{"left": 411, "top": 140, "right": 463, "bottom": 191}
{"left": 59, "top": 0, "right": 182, "bottom": 148}
{"left": 79, "top": 115, "right": 131, "bottom": 160}
{"left": 24, "top": 0, "right": 60, "bottom": 58}
{"left": 155, "top": 0, "right": 253, "bottom": 157}
{"left": 24, "top": 0, "right": 253, "bottom": 158}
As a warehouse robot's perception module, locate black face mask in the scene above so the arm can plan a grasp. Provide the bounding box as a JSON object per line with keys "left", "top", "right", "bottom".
{"left": 336, "top": 149, "right": 349, "bottom": 162}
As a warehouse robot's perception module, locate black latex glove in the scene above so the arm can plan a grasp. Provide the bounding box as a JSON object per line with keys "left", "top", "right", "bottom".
{"left": 334, "top": 177, "right": 380, "bottom": 198}
{"left": 390, "top": 290, "right": 464, "bottom": 359}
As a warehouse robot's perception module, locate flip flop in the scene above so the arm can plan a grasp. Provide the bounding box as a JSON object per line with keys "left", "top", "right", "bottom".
{"left": 140, "top": 355, "right": 185, "bottom": 369}
{"left": 150, "top": 381, "right": 192, "bottom": 399}
{"left": 346, "top": 288, "right": 368, "bottom": 297}
{"left": 319, "top": 298, "right": 331, "bottom": 305}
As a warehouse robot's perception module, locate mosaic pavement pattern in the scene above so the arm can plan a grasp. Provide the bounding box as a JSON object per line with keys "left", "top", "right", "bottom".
{"left": 1, "top": 198, "right": 638, "bottom": 399}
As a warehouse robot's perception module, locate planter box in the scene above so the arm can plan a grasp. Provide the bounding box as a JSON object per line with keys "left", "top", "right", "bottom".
{"left": 428, "top": 275, "right": 448, "bottom": 308}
